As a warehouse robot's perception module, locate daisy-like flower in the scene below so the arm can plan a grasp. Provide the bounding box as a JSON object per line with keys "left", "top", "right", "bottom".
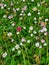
{"left": 11, "top": 39, "right": 14, "bottom": 42}
{"left": 44, "top": 32, "right": 48, "bottom": 36}
{"left": 19, "top": 17, "right": 23, "bottom": 20}
{"left": 35, "top": 42, "right": 39, "bottom": 47}
{"left": 22, "top": 5, "right": 27, "bottom": 11}
{"left": 23, "top": 26, "right": 26, "bottom": 29}
{"left": 31, "top": 0, "right": 34, "bottom": 2}
{"left": 30, "top": 34, "right": 33, "bottom": 37}
{"left": 17, "top": 2, "right": 19, "bottom": 4}
{"left": 41, "top": 39, "right": 45, "bottom": 43}
{"left": 33, "top": 30, "right": 37, "bottom": 34}
{"left": 16, "top": 26, "right": 21, "bottom": 32}
{"left": 45, "top": 18, "right": 48, "bottom": 22}
{"left": 10, "top": 1, "right": 14, "bottom": 6}
{"left": 16, "top": 8, "right": 20, "bottom": 11}
{"left": 22, "top": 0, "right": 25, "bottom": 2}
{"left": 40, "top": 29, "right": 44, "bottom": 33}
{"left": 39, "top": 46, "right": 42, "bottom": 48}
{"left": 12, "top": 47, "right": 15, "bottom": 51}
{"left": 12, "top": 22, "right": 15, "bottom": 27}
{"left": 37, "top": 3, "right": 40, "bottom": 7}
{"left": 37, "top": 11, "right": 40, "bottom": 15}
{"left": 20, "top": 42, "right": 23, "bottom": 46}
{"left": 4, "top": 4, "right": 7, "bottom": 7}
{"left": 2, "top": 52, "right": 7, "bottom": 58}
{"left": 27, "top": 12, "right": 31, "bottom": 16}
{"left": 32, "top": 7, "right": 37, "bottom": 11}
{"left": 27, "top": 40, "right": 30, "bottom": 43}
{"left": 3, "top": 15, "right": 7, "bottom": 18}
{"left": 21, "top": 37, "right": 26, "bottom": 42}
{"left": 7, "top": 32, "right": 12, "bottom": 37}
{"left": 36, "top": 36, "right": 39, "bottom": 40}
{"left": 8, "top": 15, "right": 13, "bottom": 19}
{"left": 43, "top": 27, "right": 47, "bottom": 32}
{"left": 16, "top": 32, "right": 20, "bottom": 35}
{"left": 34, "top": 17, "right": 37, "bottom": 20}
{"left": 43, "top": 43, "right": 47, "bottom": 46}
{"left": 18, "top": 50, "right": 21, "bottom": 54}
{"left": 40, "top": 22, "right": 45, "bottom": 27}
{"left": 1, "top": 6, "right": 4, "bottom": 9}
{"left": 29, "top": 26, "right": 33, "bottom": 31}
{"left": 15, "top": 44, "right": 20, "bottom": 50}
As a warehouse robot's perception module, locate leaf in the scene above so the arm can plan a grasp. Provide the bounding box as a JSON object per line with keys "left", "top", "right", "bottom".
{"left": 10, "top": 58, "right": 16, "bottom": 65}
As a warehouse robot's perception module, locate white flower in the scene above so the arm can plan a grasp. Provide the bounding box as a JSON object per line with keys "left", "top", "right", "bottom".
{"left": 34, "top": 21, "right": 37, "bottom": 23}
{"left": 32, "top": 7, "right": 37, "bottom": 11}
{"left": 15, "top": 44, "right": 20, "bottom": 50}
{"left": 41, "top": 39, "right": 45, "bottom": 43}
{"left": 12, "top": 23, "right": 15, "bottom": 26}
{"left": 1, "top": 6, "right": 4, "bottom": 9}
{"left": 23, "top": 26, "right": 26, "bottom": 29}
{"left": 38, "top": 12, "right": 40, "bottom": 15}
{"left": 40, "top": 29, "right": 44, "bottom": 33}
{"left": 30, "top": 34, "right": 33, "bottom": 37}
{"left": 18, "top": 50, "right": 21, "bottom": 54}
{"left": 27, "top": 40, "right": 30, "bottom": 43}
{"left": 43, "top": 43, "right": 47, "bottom": 46}
{"left": 2, "top": 52, "right": 7, "bottom": 58}
{"left": 45, "top": 18, "right": 48, "bottom": 22}
{"left": 12, "top": 47, "right": 15, "bottom": 51}
{"left": 37, "top": 3, "right": 40, "bottom": 7}
{"left": 20, "top": 13, "right": 23, "bottom": 16}
{"left": 31, "top": 0, "right": 34, "bottom": 2}
{"left": 43, "top": 27, "right": 47, "bottom": 32}
{"left": 33, "top": 30, "right": 37, "bottom": 34}
{"left": 35, "top": 42, "right": 39, "bottom": 47}
{"left": 22, "top": 0, "right": 25, "bottom": 2}
{"left": 7, "top": 32, "right": 12, "bottom": 37}
{"left": 8, "top": 15, "right": 13, "bottom": 19}
{"left": 34, "top": 17, "right": 37, "bottom": 20}
{"left": 4, "top": 4, "right": 7, "bottom": 7}
{"left": 39, "top": 46, "right": 42, "bottom": 48}
{"left": 27, "top": 12, "right": 31, "bottom": 16}
{"left": 16, "top": 2, "right": 19, "bottom": 4}
{"left": 16, "top": 32, "right": 20, "bottom": 35}
{"left": 44, "top": 32, "right": 47, "bottom": 36}
{"left": 3, "top": 15, "right": 7, "bottom": 18}
{"left": 29, "top": 26, "right": 33, "bottom": 31}
{"left": 16, "top": 8, "right": 20, "bottom": 11}
{"left": 21, "top": 38, "right": 26, "bottom": 42}
{"left": 11, "top": 39, "right": 14, "bottom": 42}
{"left": 20, "top": 42, "right": 23, "bottom": 46}
{"left": 21, "top": 10, "right": 24, "bottom": 13}
{"left": 19, "top": 17, "right": 23, "bottom": 20}
{"left": 8, "top": 8, "right": 10, "bottom": 10}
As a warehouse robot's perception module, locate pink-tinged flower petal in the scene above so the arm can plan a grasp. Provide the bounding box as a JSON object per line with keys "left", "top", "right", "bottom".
{"left": 40, "top": 22, "right": 45, "bottom": 27}
{"left": 0, "top": 3, "right": 3, "bottom": 7}
{"left": 41, "top": 39, "right": 45, "bottom": 43}
{"left": 22, "top": 6, "right": 27, "bottom": 11}
{"left": 17, "top": 26, "right": 21, "bottom": 32}
{"left": 8, "top": 15, "right": 13, "bottom": 19}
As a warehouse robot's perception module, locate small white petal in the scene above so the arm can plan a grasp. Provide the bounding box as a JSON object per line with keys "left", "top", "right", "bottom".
{"left": 27, "top": 12, "right": 31, "bottom": 16}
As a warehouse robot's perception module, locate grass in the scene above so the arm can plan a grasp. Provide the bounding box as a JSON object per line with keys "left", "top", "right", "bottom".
{"left": 0, "top": 0, "right": 49, "bottom": 65}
